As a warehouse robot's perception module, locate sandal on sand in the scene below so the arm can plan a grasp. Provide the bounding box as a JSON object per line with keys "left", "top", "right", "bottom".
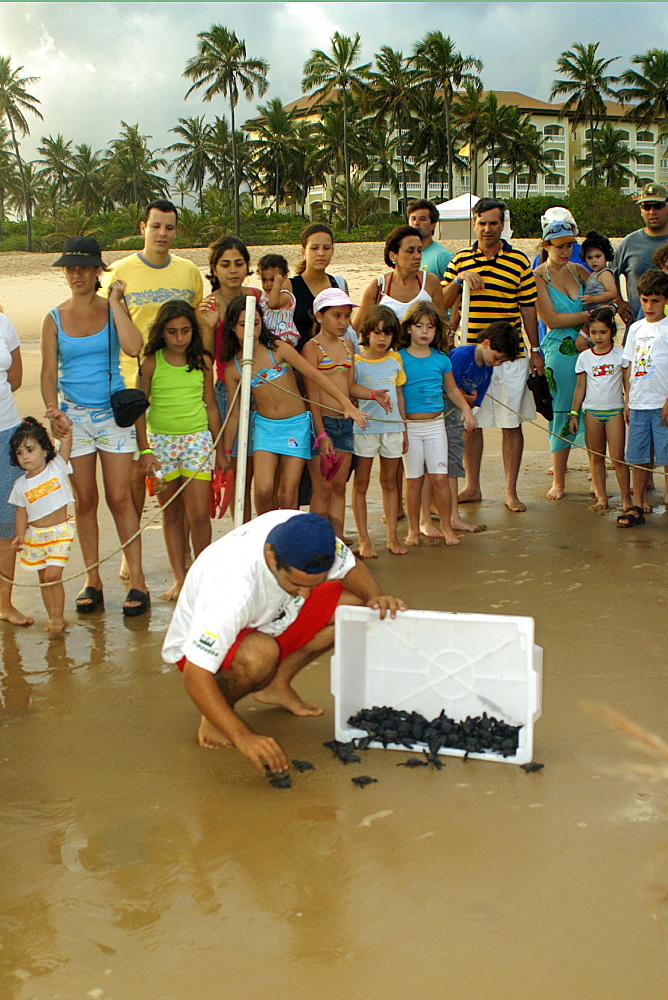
{"left": 616, "top": 506, "right": 645, "bottom": 528}
{"left": 75, "top": 586, "right": 104, "bottom": 614}
{"left": 122, "top": 589, "right": 150, "bottom": 617}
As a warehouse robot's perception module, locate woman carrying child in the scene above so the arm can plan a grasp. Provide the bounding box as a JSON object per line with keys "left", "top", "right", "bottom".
{"left": 258, "top": 253, "right": 300, "bottom": 348}
{"left": 398, "top": 302, "right": 477, "bottom": 547}
{"left": 222, "top": 295, "right": 371, "bottom": 519}
{"left": 569, "top": 306, "right": 632, "bottom": 513}
{"left": 351, "top": 306, "right": 408, "bottom": 557}
{"left": 136, "top": 301, "right": 223, "bottom": 601}
{"left": 9, "top": 415, "right": 74, "bottom": 633}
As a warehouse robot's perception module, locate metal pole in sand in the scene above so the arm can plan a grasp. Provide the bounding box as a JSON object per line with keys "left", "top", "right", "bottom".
{"left": 460, "top": 279, "right": 470, "bottom": 346}
{"left": 233, "top": 295, "right": 256, "bottom": 527}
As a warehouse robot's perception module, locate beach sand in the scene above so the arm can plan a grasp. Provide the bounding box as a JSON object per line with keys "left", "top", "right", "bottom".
{"left": 0, "top": 246, "right": 666, "bottom": 1000}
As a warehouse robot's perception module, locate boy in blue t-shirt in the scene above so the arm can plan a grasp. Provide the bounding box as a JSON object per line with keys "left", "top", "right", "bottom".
{"left": 447, "top": 321, "right": 520, "bottom": 530}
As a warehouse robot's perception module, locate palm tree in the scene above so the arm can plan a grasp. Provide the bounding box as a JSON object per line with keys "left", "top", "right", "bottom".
{"left": 413, "top": 32, "right": 482, "bottom": 203}
{"left": 574, "top": 122, "right": 638, "bottom": 188}
{"left": 550, "top": 42, "right": 620, "bottom": 187}
{"left": 42, "top": 203, "right": 99, "bottom": 251}
{"left": 325, "top": 176, "right": 377, "bottom": 228}
{"left": 167, "top": 116, "right": 214, "bottom": 213}
{"left": 302, "top": 32, "right": 372, "bottom": 233}
{"left": 451, "top": 81, "right": 486, "bottom": 194}
{"left": 365, "top": 46, "right": 418, "bottom": 211}
{"left": 407, "top": 90, "right": 448, "bottom": 199}
{"left": 183, "top": 24, "right": 268, "bottom": 236}
{"left": 617, "top": 49, "right": 668, "bottom": 140}
{"left": 363, "top": 128, "right": 399, "bottom": 203}
{"left": 69, "top": 144, "right": 104, "bottom": 215}
{"left": 172, "top": 179, "right": 193, "bottom": 208}
{"left": 105, "top": 122, "right": 168, "bottom": 206}
{"left": 6, "top": 160, "right": 44, "bottom": 224}
{"left": 479, "top": 92, "right": 516, "bottom": 197}
{"left": 206, "top": 115, "right": 234, "bottom": 213}
{"left": 0, "top": 121, "right": 17, "bottom": 235}
{"left": 0, "top": 56, "right": 43, "bottom": 250}
{"left": 308, "top": 96, "right": 369, "bottom": 222}
{"left": 251, "top": 97, "right": 299, "bottom": 212}
{"left": 37, "top": 133, "right": 73, "bottom": 219}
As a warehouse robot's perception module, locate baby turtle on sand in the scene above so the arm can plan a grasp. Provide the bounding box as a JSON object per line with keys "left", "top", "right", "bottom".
{"left": 266, "top": 769, "right": 292, "bottom": 789}
{"left": 348, "top": 707, "right": 521, "bottom": 757}
{"left": 323, "top": 740, "right": 362, "bottom": 764}
{"left": 397, "top": 757, "right": 428, "bottom": 768}
{"left": 520, "top": 762, "right": 545, "bottom": 772}
{"left": 291, "top": 760, "right": 315, "bottom": 772}
{"left": 351, "top": 776, "right": 377, "bottom": 788}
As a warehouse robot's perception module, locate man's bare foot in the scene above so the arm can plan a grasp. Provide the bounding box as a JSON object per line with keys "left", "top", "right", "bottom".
{"left": 405, "top": 531, "right": 421, "bottom": 546}
{"left": 160, "top": 582, "right": 182, "bottom": 601}
{"left": 252, "top": 681, "right": 323, "bottom": 717}
{"left": 457, "top": 489, "right": 482, "bottom": 503}
{"left": 0, "top": 607, "right": 34, "bottom": 626}
{"left": 387, "top": 539, "right": 408, "bottom": 555}
{"left": 198, "top": 715, "right": 233, "bottom": 749}
{"left": 420, "top": 521, "right": 443, "bottom": 538}
{"left": 45, "top": 618, "right": 67, "bottom": 634}
{"left": 451, "top": 518, "right": 487, "bottom": 532}
{"left": 118, "top": 556, "right": 130, "bottom": 581}
{"left": 589, "top": 502, "right": 609, "bottom": 513}
{"left": 356, "top": 541, "right": 378, "bottom": 559}
{"left": 443, "top": 531, "right": 461, "bottom": 546}
{"left": 505, "top": 496, "right": 527, "bottom": 511}
{"left": 546, "top": 486, "right": 564, "bottom": 500}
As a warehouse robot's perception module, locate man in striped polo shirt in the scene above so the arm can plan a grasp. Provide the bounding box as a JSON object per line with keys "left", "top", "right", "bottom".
{"left": 443, "top": 199, "right": 544, "bottom": 512}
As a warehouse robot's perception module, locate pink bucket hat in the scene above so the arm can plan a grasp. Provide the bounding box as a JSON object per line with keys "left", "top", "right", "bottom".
{"left": 312, "top": 287, "right": 358, "bottom": 313}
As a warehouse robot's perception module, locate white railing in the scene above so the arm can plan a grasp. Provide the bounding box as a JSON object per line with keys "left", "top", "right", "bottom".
{"left": 545, "top": 184, "right": 566, "bottom": 192}
{"left": 543, "top": 133, "right": 565, "bottom": 143}
{"left": 636, "top": 140, "right": 655, "bottom": 148}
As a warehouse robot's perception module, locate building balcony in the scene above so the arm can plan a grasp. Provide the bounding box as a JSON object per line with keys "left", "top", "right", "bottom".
{"left": 545, "top": 183, "right": 566, "bottom": 192}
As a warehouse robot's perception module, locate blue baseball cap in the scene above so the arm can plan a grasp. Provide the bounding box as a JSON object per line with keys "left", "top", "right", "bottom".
{"left": 542, "top": 220, "right": 576, "bottom": 245}
{"left": 266, "top": 513, "right": 336, "bottom": 574}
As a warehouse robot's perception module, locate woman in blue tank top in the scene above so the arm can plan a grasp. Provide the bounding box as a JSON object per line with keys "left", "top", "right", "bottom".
{"left": 40, "top": 237, "right": 150, "bottom": 617}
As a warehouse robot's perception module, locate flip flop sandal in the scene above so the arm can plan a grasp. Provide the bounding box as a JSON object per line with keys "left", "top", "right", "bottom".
{"left": 75, "top": 586, "right": 104, "bottom": 614}
{"left": 616, "top": 506, "right": 645, "bottom": 528}
{"left": 122, "top": 589, "right": 151, "bottom": 617}
{"left": 320, "top": 452, "right": 345, "bottom": 482}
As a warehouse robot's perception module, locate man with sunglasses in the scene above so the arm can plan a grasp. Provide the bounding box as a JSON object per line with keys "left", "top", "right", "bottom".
{"left": 613, "top": 183, "right": 668, "bottom": 325}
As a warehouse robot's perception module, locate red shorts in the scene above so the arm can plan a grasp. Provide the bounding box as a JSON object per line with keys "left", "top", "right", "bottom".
{"left": 177, "top": 580, "right": 343, "bottom": 673}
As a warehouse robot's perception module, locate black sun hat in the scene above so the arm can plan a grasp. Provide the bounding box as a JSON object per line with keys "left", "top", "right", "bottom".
{"left": 52, "top": 237, "right": 108, "bottom": 269}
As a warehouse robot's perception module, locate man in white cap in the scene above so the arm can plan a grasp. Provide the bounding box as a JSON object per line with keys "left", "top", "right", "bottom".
{"left": 163, "top": 510, "right": 405, "bottom": 774}
{"left": 613, "top": 182, "right": 668, "bottom": 324}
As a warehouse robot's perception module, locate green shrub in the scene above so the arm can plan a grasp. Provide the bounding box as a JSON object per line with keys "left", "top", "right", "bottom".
{"left": 506, "top": 196, "right": 570, "bottom": 238}
{"left": 566, "top": 186, "right": 640, "bottom": 237}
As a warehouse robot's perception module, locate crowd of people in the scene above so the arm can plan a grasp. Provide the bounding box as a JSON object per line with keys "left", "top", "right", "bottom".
{"left": 1, "top": 189, "right": 667, "bottom": 771}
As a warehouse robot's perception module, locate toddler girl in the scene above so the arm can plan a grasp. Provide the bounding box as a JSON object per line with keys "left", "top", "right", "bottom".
{"left": 399, "top": 302, "right": 476, "bottom": 547}
{"left": 258, "top": 253, "right": 300, "bottom": 348}
{"left": 9, "top": 414, "right": 74, "bottom": 633}
{"left": 352, "top": 306, "right": 408, "bottom": 557}
{"left": 136, "top": 301, "right": 223, "bottom": 601}
{"left": 569, "top": 306, "right": 631, "bottom": 512}
{"left": 580, "top": 231, "right": 621, "bottom": 310}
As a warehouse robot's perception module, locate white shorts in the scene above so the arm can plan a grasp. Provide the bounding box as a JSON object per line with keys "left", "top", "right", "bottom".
{"left": 63, "top": 401, "right": 137, "bottom": 458}
{"left": 475, "top": 356, "right": 535, "bottom": 429}
{"left": 354, "top": 431, "right": 404, "bottom": 459}
{"left": 402, "top": 417, "right": 448, "bottom": 478}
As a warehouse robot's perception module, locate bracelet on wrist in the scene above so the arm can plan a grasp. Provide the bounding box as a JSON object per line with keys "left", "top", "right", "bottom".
{"left": 568, "top": 410, "right": 580, "bottom": 417}
{"left": 314, "top": 431, "right": 328, "bottom": 445}
{"left": 138, "top": 448, "right": 153, "bottom": 455}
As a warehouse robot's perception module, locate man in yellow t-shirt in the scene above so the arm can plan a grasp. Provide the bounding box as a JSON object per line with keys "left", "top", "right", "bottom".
{"left": 101, "top": 199, "right": 203, "bottom": 386}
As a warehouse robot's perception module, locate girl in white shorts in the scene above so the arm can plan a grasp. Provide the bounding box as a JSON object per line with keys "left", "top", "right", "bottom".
{"left": 9, "top": 415, "right": 74, "bottom": 633}
{"left": 352, "top": 306, "right": 408, "bottom": 557}
{"left": 398, "top": 303, "right": 477, "bottom": 547}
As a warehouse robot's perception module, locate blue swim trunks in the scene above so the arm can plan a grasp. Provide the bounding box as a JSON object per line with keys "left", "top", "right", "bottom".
{"left": 252, "top": 410, "right": 314, "bottom": 459}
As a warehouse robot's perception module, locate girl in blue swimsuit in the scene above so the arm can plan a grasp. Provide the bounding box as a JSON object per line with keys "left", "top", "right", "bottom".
{"left": 220, "top": 296, "right": 367, "bottom": 515}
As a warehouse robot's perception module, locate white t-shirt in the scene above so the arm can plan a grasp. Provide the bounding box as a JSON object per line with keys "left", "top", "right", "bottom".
{"left": 622, "top": 316, "right": 668, "bottom": 409}
{"left": 9, "top": 454, "right": 74, "bottom": 522}
{"left": 575, "top": 345, "right": 625, "bottom": 410}
{"left": 0, "top": 313, "right": 21, "bottom": 432}
{"left": 162, "top": 510, "right": 356, "bottom": 672}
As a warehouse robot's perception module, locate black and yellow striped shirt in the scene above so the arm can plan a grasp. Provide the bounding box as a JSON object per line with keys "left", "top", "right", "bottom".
{"left": 444, "top": 240, "right": 537, "bottom": 357}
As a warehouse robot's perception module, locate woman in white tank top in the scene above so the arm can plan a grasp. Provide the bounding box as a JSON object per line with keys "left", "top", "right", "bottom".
{"left": 353, "top": 225, "right": 446, "bottom": 331}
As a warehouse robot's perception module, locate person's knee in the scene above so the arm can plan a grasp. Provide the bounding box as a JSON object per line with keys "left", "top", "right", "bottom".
{"left": 234, "top": 636, "right": 279, "bottom": 688}
{"left": 43, "top": 566, "right": 61, "bottom": 584}
{"left": 74, "top": 492, "right": 98, "bottom": 517}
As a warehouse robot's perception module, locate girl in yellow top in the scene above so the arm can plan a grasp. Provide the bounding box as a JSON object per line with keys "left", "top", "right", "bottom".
{"left": 136, "top": 301, "right": 224, "bottom": 601}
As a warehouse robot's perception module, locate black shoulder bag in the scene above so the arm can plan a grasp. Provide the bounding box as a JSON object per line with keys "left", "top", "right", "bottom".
{"left": 107, "top": 300, "right": 149, "bottom": 427}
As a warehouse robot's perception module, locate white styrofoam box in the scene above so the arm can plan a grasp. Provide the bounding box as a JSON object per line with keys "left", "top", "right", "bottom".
{"left": 331, "top": 607, "right": 543, "bottom": 766}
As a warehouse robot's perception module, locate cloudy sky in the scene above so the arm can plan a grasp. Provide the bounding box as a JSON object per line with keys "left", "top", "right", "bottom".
{"left": 2, "top": 2, "right": 668, "bottom": 165}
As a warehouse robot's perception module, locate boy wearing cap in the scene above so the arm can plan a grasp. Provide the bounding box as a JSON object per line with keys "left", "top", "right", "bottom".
{"left": 162, "top": 510, "right": 405, "bottom": 774}
{"left": 613, "top": 183, "right": 668, "bottom": 324}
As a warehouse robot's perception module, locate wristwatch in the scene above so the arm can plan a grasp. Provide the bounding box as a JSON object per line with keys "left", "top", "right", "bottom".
{"left": 530, "top": 347, "right": 542, "bottom": 353}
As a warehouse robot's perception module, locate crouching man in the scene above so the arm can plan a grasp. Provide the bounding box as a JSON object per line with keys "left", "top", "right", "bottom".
{"left": 162, "top": 511, "right": 406, "bottom": 773}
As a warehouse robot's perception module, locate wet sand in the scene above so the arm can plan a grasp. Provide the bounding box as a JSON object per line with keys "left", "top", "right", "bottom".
{"left": 1, "top": 253, "right": 667, "bottom": 1000}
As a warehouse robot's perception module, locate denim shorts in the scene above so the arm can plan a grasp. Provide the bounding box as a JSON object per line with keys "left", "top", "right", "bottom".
{"left": 625, "top": 408, "right": 668, "bottom": 466}
{"left": 322, "top": 415, "right": 354, "bottom": 454}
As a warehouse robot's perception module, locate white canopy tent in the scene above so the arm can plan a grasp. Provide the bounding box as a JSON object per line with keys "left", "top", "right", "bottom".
{"left": 435, "top": 194, "right": 513, "bottom": 242}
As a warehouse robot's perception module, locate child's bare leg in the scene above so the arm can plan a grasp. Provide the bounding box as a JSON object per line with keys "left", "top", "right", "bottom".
{"left": 157, "top": 482, "right": 187, "bottom": 601}
{"left": 0, "top": 541, "right": 33, "bottom": 626}
{"left": 546, "top": 446, "right": 569, "bottom": 499}
{"left": 352, "top": 456, "right": 377, "bottom": 558}
{"left": 405, "top": 475, "right": 424, "bottom": 545}
{"left": 606, "top": 414, "right": 632, "bottom": 509}
{"left": 419, "top": 476, "right": 441, "bottom": 538}
{"left": 327, "top": 453, "right": 351, "bottom": 540}
{"left": 429, "top": 473, "right": 460, "bottom": 545}
{"left": 253, "top": 451, "right": 280, "bottom": 515}
{"left": 186, "top": 478, "right": 213, "bottom": 557}
{"left": 381, "top": 464, "right": 405, "bottom": 523}
{"left": 585, "top": 414, "right": 609, "bottom": 509}
{"left": 449, "top": 477, "right": 484, "bottom": 531}
{"left": 631, "top": 465, "right": 651, "bottom": 512}
{"left": 379, "top": 456, "right": 406, "bottom": 554}
{"left": 40, "top": 567, "right": 66, "bottom": 633}
{"left": 276, "top": 456, "right": 305, "bottom": 510}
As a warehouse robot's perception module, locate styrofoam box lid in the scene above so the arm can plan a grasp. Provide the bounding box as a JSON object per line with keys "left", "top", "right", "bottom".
{"left": 331, "top": 607, "right": 543, "bottom": 766}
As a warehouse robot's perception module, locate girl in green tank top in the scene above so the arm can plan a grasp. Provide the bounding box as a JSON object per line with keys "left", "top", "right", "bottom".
{"left": 135, "top": 301, "right": 224, "bottom": 601}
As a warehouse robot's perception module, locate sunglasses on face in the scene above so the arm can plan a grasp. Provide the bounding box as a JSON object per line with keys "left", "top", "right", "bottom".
{"left": 640, "top": 202, "right": 666, "bottom": 210}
